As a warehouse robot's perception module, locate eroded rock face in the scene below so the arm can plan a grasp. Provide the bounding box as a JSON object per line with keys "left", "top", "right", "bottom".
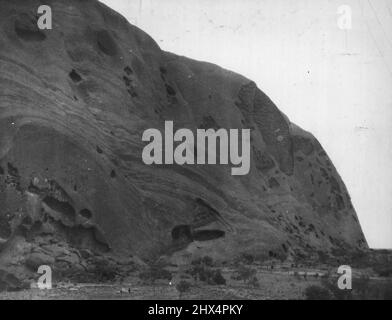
{"left": 0, "top": 0, "right": 367, "bottom": 286}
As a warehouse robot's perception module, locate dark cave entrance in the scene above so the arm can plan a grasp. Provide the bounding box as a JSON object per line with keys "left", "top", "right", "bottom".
{"left": 171, "top": 225, "right": 225, "bottom": 243}
{"left": 171, "top": 225, "right": 193, "bottom": 242}
{"left": 42, "top": 196, "right": 75, "bottom": 220}
{"left": 193, "top": 229, "right": 225, "bottom": 241}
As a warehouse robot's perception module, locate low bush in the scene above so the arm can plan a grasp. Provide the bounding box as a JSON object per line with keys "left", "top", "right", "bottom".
{"left": 232, "top": 265, "right": 257, "bottom": 283}
{"left": 373, "top": 266, "right": 392, "bottom": 277}
{"left": 304, "top": 285, "right": 332, "bottom": 300}
{"left": 189, "top": 265, "right": 226, "bottom": 285}
{"left": 321, "top": 278, "right": 353, "bottom": 300}
{"left": 139, "top": 266, "right": 172, "bottom": 284}
{"left": 176, "top": 280, "right": 192, "bottom": 299}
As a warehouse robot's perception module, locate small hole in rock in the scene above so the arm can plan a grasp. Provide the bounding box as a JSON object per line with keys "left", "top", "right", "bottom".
{"left": 165, "top": 84, "right": 176, "bottom": 96}
{"left": 123, "top": 75, "right": 132, "bottom": 87}
{"left": 110, "top": 170, "right": 116, "bottom": 178}
{"left": 127, "top": 88, "right": 138, "bottom": 98}
{"left": 124, "top": 66, "right": 133, "bottom": 75}
{"left": 69, "top": 69, "right": 82, "bottom": 83}
{"left": 79, "top": 209, "right": 93, "bottom": 219}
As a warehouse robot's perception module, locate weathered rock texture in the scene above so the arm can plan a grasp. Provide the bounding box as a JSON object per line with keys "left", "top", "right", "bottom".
{"left": 0, "top": 0, "right": 367, "bottom": 285}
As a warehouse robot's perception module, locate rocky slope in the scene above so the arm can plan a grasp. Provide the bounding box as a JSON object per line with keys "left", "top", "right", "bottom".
{"left": 0, "top": 0, "right": 367, "bottom": 288}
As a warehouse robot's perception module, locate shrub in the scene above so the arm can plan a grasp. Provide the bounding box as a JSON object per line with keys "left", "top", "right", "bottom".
{"left": 241, "top": 253, "right": 255, "bottom": 264}
{"left": 201, "top": 256, "right": 214, "bottom": 267}
{"left": 321, "top": 278, "right": 353, "bottom": 300}
{"left": 176, "top": 280, "right": 192, "bottom": 299}
{"left": 317, "top": 251, "right": 330, "bottom": 264}
{"left": 191, "top": 256, "right": 214, "bottom": 267}
{"left": 189, "top": 265, "right": 207, "bottom": 281}
{"left": 305, "top": 285, "right": 332, "bottom": 300}
{"left": 139, "top": 266, "right": 172, "bottom": 284}
{"left": 374, "top": 266, "right": 392, "bottom": 278}
{"left": 249, "top": 276, "right": 260, "bottom": 288}
{"left": 210, "top": 269, "right": 226, "bottom": 285}
{"left": 189, "top": 265, "right": 226, "bottom": 285}
{"left": 353, "top": 275, "right": 370, "bottom": 299}
{"left": 368, "top": 280, "right": 392, "bottom": 300}
{"left": 79, "top": 257, "right": 119, "bottom": 282}
{"left": 232, "top": 265, "right": 257, "bottom": 283}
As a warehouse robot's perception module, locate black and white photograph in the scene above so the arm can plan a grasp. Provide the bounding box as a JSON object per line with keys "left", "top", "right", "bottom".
{"left": 0, "top": 0, "right": 391, "bottom": 304}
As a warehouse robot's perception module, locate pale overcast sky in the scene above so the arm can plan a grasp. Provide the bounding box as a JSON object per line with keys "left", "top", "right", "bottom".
{"left": 101, "top": 0, "right": 392, "bottom": 249}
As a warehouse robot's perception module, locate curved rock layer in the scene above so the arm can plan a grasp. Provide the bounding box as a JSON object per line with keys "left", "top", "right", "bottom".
{"left": 0, "top": 0, "right": 367, "bottom": 267}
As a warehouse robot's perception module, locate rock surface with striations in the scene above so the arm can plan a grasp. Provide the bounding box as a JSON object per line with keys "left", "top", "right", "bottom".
{"left": 0, "top": 0, "right": 367, "bottom": 286}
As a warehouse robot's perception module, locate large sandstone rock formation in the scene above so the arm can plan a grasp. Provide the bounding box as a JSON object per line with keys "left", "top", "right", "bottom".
{"left": 0, "top": 0, "right": 367, "bottom": 286}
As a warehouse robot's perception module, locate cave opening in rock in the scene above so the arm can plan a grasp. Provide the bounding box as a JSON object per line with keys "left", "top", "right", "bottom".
{"left": 193, "top": 229, "right": 225, "bottom": 241}
{"left": 42, "top": 196, "right": 75, "bottom": 220}
{"left": 171, "top": 225, "right": 193, "bottom": 242}
{"left": 165, "top": 84, "right": 176, "bottom": 96}
{"left": 69, "top": 69, "right": 82, "bottom": 83}
{"left": 79, "top": 209, "right": 92, "bottom": 219}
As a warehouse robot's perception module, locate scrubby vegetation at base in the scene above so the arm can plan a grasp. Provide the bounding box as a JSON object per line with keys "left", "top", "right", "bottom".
{"left": 304, "top": 277, "right": 392, "bottom": 300}
{"left": 231, "top": 265, "right": 259, "bottom": 287}
{"left": 187, "top": 257, "right": 227, "bottom": 285}
{"left": 138, "top": 265, "right": 172, "bottom": 285}
{"left": 305, "top": 285, "right": 332, "bottom": 300}
{"left": 176, "top": 280, "right": 192, "bottom": 299}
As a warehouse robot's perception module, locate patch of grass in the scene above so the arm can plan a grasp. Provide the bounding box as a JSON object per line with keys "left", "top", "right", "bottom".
{"left": 249, "top": 276, "right": 260, "bottom": 288}
{"left": 191, "top": 256, "right": 214, "bottom": 267}
{"left": 373, "top": 266, "right": 392, "bottom": 277}
{"left": 188, "top": 264, "right": 226, "bottom": 286}
{"left": 321, "top": 277, "right": 353, "bottom": 300}
{"left": 304, "top": 285, "right": 332, "bottom": 300}
{"left": 139, "top": 266, "right": 172, "bottom": 284}
{"left": 309, "top": 276, "right": 392, "bottom": 300}
{"left": 232, "top": 265, "right": 257, "bottom": 283}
